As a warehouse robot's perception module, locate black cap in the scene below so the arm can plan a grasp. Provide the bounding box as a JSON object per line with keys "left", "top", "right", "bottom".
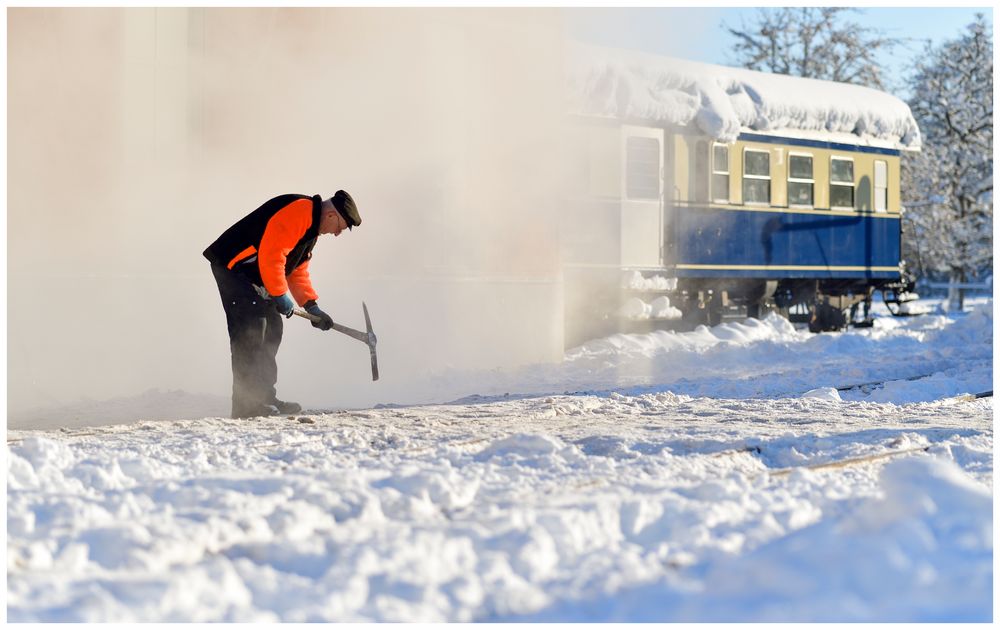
{"left": 332, "top": 190, "right": 361, "bottom": 230}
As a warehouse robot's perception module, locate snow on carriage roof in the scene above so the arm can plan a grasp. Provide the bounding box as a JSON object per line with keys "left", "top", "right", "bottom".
{"left": 569, "top": 44, "right": 921, "bottom": 151}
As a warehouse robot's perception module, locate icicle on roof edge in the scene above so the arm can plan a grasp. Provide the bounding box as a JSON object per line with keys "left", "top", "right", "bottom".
{"left": 568, "top": 44, "right": 921, "bottom": 151}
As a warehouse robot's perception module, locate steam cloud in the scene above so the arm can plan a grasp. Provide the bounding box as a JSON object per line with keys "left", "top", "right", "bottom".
{"left": 8, "top": 8, "right": 576, "bottom": 425}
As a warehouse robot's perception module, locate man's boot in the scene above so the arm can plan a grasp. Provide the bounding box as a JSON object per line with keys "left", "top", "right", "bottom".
{"left": 271, "top": 398, "right": 302, "bottom": 414}
{"left": 232, "top": 401, "right": 278, "bottom": 419}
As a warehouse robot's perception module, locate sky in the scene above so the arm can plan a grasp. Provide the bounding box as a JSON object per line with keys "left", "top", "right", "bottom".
{"left": 567, "top": 7, "right": 992, "bottom": 95}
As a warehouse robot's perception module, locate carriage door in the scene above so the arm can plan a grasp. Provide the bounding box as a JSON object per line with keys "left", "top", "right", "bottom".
{"left": 621, "top": 126, "right": 664, "bottom": 268}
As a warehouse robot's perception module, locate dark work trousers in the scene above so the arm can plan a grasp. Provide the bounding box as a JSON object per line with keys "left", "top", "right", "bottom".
{"left": 210, "top": 263, "right": 283, "bottom": 418}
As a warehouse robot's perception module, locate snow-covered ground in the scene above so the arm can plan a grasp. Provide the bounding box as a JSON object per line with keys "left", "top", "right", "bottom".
{"left": 6, "top": 299, "right": 993, "bottom": 622}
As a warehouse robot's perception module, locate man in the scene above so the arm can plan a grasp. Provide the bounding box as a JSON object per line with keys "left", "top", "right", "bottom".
{"left": 204, "top": 190, "right": 361, "bottom": 418}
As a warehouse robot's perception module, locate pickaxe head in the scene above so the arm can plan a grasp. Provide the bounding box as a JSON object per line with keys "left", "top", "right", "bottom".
{"left": 363, "top": 302, "right": 379, "bottom": 381}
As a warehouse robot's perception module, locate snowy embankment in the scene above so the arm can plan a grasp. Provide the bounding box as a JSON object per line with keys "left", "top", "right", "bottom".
{"left": 6, "top": 301, "right": 993, "bottom": 622}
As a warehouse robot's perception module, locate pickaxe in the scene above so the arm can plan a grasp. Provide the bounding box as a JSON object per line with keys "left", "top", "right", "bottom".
{"left": 293, "top": 302, "right": 379, "bottom": 381}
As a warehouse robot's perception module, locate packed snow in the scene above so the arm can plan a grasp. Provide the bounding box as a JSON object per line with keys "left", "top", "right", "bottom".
{"left": 620, "top": 272, "right": 684, "bottom": 320}
{"left": 569, "top": 44, "right": 921, "bottom": 149}
{"left": 6, "top": 300, "right": 992, "bottom": 622}
{"left": 618, "top": 296, "right": 683, "bottom": 320}
{"left": 624, "top": 271, "right": 679, "bottom": 292}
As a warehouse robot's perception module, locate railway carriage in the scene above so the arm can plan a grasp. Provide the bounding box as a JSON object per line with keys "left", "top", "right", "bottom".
{"left": 563, "top": 47, "right": 921, "bottom": 345}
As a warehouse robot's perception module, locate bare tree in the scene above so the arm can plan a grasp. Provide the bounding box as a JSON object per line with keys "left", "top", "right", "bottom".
{"left": 903, "top": 15, "right": 993, "bottom": 311}
{"left": 724, "top": 8, "right": 899, "bottom": 90}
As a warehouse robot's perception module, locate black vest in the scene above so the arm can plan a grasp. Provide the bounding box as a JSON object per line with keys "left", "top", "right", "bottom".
{"left": 203, "top": 194, "right": 322, "bottom": 286}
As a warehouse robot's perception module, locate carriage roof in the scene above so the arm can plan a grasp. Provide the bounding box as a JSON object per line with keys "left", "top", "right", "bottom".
{"left": 569, "top": 45, "right": 921, "bottom": 151}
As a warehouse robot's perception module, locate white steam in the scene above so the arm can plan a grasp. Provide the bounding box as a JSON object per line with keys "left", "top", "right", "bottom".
{"left": 8, "top": 8, "right": 570, "bottom": 421}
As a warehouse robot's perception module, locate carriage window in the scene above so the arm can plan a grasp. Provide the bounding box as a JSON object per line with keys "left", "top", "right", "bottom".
{"left": 787, "top": 154, "right": 814, "bottom": 207}
{"left": 694, "top": 140, "right": 709, "bottom": 203}
{"left": 830, "top": 157, "right": 855, "bottom": 209}
{"left": 743, "top": 148, "right": 770, "bottom": 204}
{"left": 712, "top": 144, "right": 729, "bottom": 203}
{"left": 626, "top": 136, "right": 660, "bottom": 200}
{"left": 874, "top": 160, "right": 888, "bottom": 212}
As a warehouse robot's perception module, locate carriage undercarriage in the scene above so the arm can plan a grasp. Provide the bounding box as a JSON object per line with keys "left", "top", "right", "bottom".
{"left": 564, "top": 268, "right": 920, "bottom": 347}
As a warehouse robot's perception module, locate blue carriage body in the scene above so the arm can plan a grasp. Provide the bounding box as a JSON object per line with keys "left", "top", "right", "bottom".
{"left": 669, "top": 206, "right": 902, "bottom": 280}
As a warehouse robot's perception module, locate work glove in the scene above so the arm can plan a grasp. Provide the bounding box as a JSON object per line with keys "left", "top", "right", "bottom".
{"left": 304, "top": 300, "right": 334, "bottom": 331}
{"left": 271, "top": 293, "right": 296, "bottom": 318}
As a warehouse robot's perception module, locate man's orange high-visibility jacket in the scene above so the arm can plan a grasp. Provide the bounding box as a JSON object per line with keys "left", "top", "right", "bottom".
{"left": 204, "top": 194, "right": 321, "bottom": 306}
